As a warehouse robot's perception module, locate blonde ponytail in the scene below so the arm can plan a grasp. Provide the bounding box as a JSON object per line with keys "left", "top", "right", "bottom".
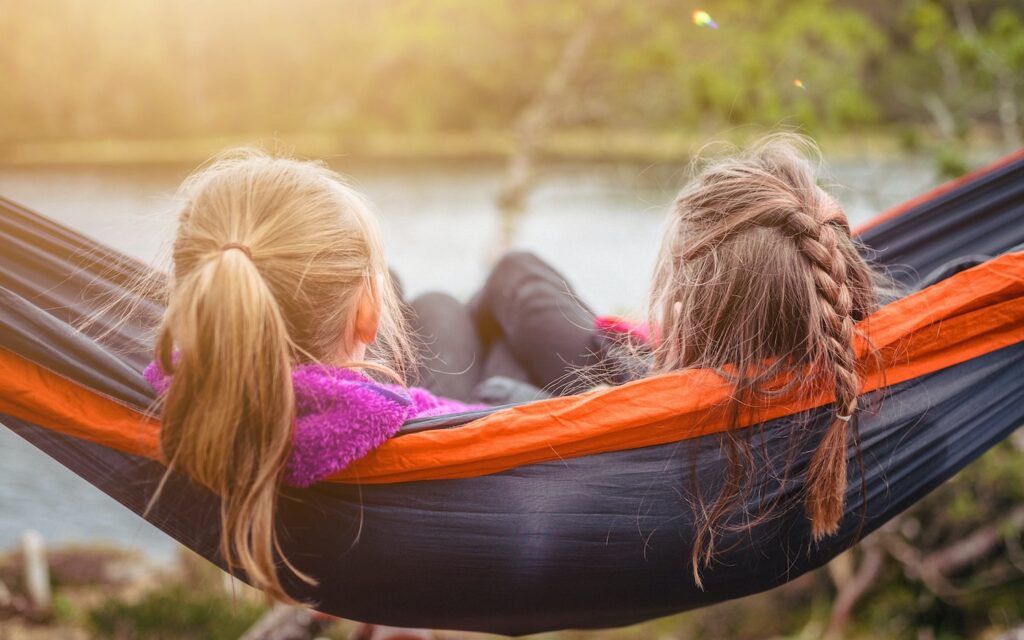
{"left": 153, "top": 149, "right": 414, "bottom": 601}
{"left": 158, "top": 247, "right": 306, "bottom": 600}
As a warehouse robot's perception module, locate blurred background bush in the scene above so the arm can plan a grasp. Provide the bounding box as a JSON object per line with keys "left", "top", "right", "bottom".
{"left": 0, "top": 0, "right": 1021, "bottom": 165}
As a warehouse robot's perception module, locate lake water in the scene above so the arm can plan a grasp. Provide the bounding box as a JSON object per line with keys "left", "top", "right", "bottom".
{"left": 0, "top": 156, "right": 951, "bottom": 560}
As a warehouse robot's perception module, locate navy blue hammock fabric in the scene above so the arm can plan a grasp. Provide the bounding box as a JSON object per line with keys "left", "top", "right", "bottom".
{"left": 1, "top": 152, "right": 1023, "bottom": 635}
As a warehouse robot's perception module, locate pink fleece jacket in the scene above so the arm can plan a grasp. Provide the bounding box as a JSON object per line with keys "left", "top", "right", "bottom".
{"left": 144, "top": 362, "right": 483, "bottom": 487}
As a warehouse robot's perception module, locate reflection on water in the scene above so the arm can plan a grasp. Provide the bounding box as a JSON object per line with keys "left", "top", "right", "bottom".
{"left": 0, "top": 157, "right": 943, "bottom": 558}
{"left": 0, "top": 428, "right": 175, "bottom": 561}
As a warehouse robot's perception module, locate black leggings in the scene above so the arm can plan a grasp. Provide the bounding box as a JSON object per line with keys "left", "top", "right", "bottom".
{"left": 407, "top": 249, "right": 1005, "bottom": 403}
{"left": 408, "top": 252, "right": 615, "bottom": 403}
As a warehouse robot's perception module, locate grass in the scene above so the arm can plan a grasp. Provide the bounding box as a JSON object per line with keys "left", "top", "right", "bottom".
{"left": 89, "top": 582, "right": 266, "bottom": 640}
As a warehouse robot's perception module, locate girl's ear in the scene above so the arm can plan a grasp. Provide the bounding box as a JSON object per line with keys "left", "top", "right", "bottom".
{"left": 354, "top": 275, "right": 383, "bottom": 345}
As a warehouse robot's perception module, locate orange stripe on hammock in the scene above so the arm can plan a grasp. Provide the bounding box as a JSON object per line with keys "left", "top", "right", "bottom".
{"left": 1, "top": 252, "right": 1022, "bottom": 484}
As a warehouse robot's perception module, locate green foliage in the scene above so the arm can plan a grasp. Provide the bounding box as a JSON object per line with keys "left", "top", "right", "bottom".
{"left": 898, "top": 126, "right": 924, "bottom": 152}
{"left": 893, "top": 1, "right": 1023, "bottom": 150}
{"left": 847, "top": 438, "right": 1024, "bottom": 639}
{"left": 88, "top": 582, "right": 266, "bottom": 640}
{"left": 51, "top": 593, "right": 82, "bottom": 626}
{"left": 0, "top": 0, "right": 1019, "bottom": 152}
{"left": 935, "top": 146, "right": 969, "bottom": 178}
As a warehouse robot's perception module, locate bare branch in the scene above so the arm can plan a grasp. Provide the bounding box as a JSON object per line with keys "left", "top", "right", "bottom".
{"left": 496, "top": 2, "right": 622, "bottom": 247}
{"left": 824, "top": 542, "right": 886, "bottom": 640}
{"left": 928, "top": 505, "right": 1024, "bottom": 576}
{"left": 922, "top": 93, "right": 958, "bottom": 141}
{"left": 882, "top": 505, "right": 1024, "bottom": 603}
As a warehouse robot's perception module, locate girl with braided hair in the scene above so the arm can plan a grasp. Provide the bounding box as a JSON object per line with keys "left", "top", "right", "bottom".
{"left": 431, "top": 134, "right": 887, "bottom": 583}
{"left": 647, "top": 134, "right": 885, "bottom": 581}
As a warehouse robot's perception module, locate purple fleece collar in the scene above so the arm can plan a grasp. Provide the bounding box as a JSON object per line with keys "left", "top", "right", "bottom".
{"left": 143, "top": 361, "right": 478, "bottom": 487}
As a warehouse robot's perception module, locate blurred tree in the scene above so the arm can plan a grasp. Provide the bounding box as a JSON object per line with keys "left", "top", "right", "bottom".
{"left": 887, "top": 0, "right": 1024, "bottom": 173}
{"left": 0, "top": 0, "right": 1019, "bottom": 153}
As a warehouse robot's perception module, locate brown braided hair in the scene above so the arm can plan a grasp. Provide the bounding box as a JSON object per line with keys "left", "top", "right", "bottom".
{"left": 648, "top": 134, "right": 884, "bottom": 585}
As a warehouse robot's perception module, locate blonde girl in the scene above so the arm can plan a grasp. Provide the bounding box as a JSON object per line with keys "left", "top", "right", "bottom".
{"left": 145, "top": 150, "right": 480, "bottom": 600}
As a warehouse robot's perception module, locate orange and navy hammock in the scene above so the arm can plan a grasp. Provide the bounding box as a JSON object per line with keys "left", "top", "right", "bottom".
{"left": 1, "top": 151, "right": 1023, "bottom": 635}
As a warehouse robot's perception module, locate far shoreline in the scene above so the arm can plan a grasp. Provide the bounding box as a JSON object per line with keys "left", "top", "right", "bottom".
{"left": 0, "top": 127, "right": 1008, "bottom": 170}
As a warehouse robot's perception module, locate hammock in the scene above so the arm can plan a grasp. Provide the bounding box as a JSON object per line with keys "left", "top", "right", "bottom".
{"left": 1, "top": 151, "right": 1023, "bottom": 635}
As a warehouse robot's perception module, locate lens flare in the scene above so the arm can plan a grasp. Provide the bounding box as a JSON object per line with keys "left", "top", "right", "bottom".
{"left": 692, "top": 10, "right": 718, "bottom": 29}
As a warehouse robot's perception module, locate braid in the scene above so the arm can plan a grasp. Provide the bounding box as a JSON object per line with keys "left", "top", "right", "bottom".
{"left": 795, "top": 218, "right": 861, "bottom": 540}
{"left": 677, "top": 199, "right": 864, "bottom": 539}
{"left": 695, "top": 197, "right": 863, "bottom": 539}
